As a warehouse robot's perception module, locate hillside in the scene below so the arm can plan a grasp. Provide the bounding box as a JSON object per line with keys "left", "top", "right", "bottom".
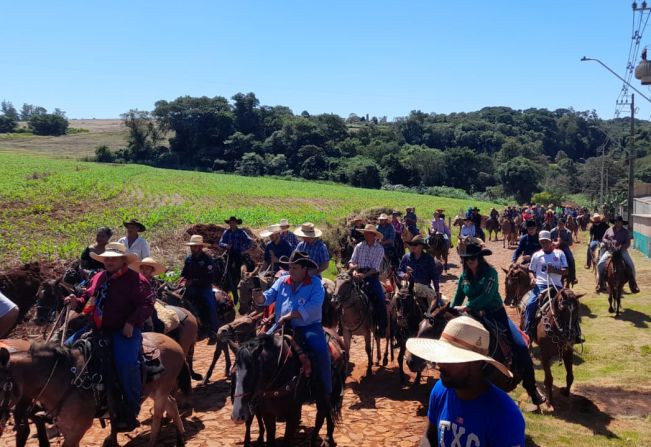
{"left": 0, "top": 152, "right": 500, "bottom": 268}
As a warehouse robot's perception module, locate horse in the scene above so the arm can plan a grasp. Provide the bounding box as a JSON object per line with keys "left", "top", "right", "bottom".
{"left": 605, "top": 249, "right": 628, "bottom": 317}
{"left": 500, "top": 217, "right": 517, "bottom": 249}
{"left": 238, "top": 270, "right": 275, "bottom": 316}
{"left": 388, "top": 283, "right": 429, "bottom": 384}
{"left": 485, "top": 217, "right": 500, "bottom": 242}
{"left": 426, "top": 231, "right": 449, "bottom": 272}
{"left": 519, "top": 287, "right": 583, "bottom": 408}
{"left": 0, "top": 333, "right": 189, "bottom": 447}
{"left": 0, "top": 262, "right": 43, "bottom": 321}
{"left": 332, "top": 272, "right": 389, "bottom": 375}
{"left": 231, "top": 330, "right": 347, "bottom": 446}
{"left": 451, "top": 215, "right": 464, "bottom": 231}
{"left": 577, "top": 213, "right": 590, "bottom": 231}
{"left": 566, "top": 216, "right": 579, "bottom": 243}
{"left": 456, "top": 235, "right": 480, "bottom": 260}
{"left": 502, "top": 263, "right": 533, "bottom": 308}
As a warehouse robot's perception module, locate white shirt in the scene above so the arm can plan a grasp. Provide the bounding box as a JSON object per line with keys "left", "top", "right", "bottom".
{"left": 529, "top": 249, "right": 568, "bottom": 287}
{"left": 118, "top": 235, "right": 150, "bottom": 260}
{"left": 0, "top": 291, "right": 17, "bottom": 318}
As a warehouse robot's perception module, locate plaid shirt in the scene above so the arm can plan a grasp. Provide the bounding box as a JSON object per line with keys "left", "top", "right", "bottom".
{"left": 219, "top": 228, "right": 252, "bottom": 252}
{"left": 280, "top": 231, "right": 299, "bottom": 249}
{"left": 350, "top": 241, "right": 384, "bottom": 271}
{"left": 296, "top": 240, "right": 330, "bottom": 266}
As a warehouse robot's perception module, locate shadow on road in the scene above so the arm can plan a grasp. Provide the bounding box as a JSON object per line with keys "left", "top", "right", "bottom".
{"left": 617, "top": 307, "right": 650, "bottom": 328}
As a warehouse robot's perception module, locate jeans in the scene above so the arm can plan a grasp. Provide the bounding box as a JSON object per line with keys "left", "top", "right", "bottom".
{"left": 365, "top": 275, "right": 388, "bottom": 333}
{"left": 586, "top": 241, "right": 599, "bottom": 267}
{"left": 597, "top": 250, "right": 636, "bottom": 280}
{"left": 111, "top": 329, "right": 143, "bottom": 419}
{"left": 187, "top": 286, "right": 219, "bottom": 332}
{"left": 293, "top": 322, "right": 332, "bottom": 394}
{"left": 560, "top": 246, "right": 576, "bottom": 282}
{"left": 524, "top": 284, "right": 543, "bottom": 335}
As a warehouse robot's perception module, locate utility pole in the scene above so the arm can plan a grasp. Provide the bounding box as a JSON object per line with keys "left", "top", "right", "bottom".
{"left": 628, "top": 94, "right": 636, "bottom": 234}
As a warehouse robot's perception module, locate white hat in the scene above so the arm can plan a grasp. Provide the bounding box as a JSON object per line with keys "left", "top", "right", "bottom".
{"left": 406, "top": 316, "right": 512, "bottom": 378}
{"left": 130, "top": 257, "right": 166, "bottom": 276}
{"left": 184, "top": 234, "right": 210, "bottom": 246}
{"left": 294, "top": 222, "right": 323, "bottom": 238}
{"left": 538, "top": 230, "right": 552, "bottom": 241}
{"left": 279, "top": 219, "right": 290, "bottom": 228}
{"left": 89, "top": 242, "right": 140, "bottom": 265}
{"left": 259, "top": 224, "right": 281, "bottom": 238}
{"left": 378, "top": 213, "right": 389, "bottom": 220}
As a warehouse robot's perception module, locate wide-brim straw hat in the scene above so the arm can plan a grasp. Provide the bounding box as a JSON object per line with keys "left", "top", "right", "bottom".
{"left": 185, "top": 234, "right": 209, "bottom": 246}
{"left": 355, "top": 224, "right": 384, "bottom": 240}
{"left": 378, "top": 213, "right": 389, "bottom": 221}
{"left": 225, "top": 216, "right": 243, "bottom": 225}
{"left": 406, "top": 316, "right": 512, "bottom": 378}
{"left": 590, "top": 213, "right": 602, "bottom": 223}
{"left": 90, "top": 242, "right": 140, "bottom": 265}
{"left": 130, "top": 257, "right": 166, "bottom": 276}
{"left": 407, "top": 235, "right": 428, "bottom": 247}
{"left": 123, "top": 219, "right": 146, "bottom": 232}
{"left": 294, "top": 222, "right": 323, "bottom": 238}
{"left": 279, "top": 219, "right": 291, "bottom": 228}
{"left": 259, "top": 224, "right": 281, "bottom": 238}
{"left": 277, "top": 251, "right": 318, "bottom": 270}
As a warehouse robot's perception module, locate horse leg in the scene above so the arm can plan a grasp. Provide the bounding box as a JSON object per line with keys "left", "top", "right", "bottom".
{"left": 263, "top": 413, "right": 277, "bottom": 447}
{"left": 224, "top": 344, "right": 232, "bottom": 377}
{"left": 165, "top": 395, "right": 186, "bottom": 446}
{"left": 149, "top": 390, "right": 169, "bottom": 447}
{"left": 244, "top": 415, "right": 253, "bottom": 446}
{"left": 560, "top": 348, "right": 574, "bottom": 398}
{"left": 616, "top": 287, "right": 622, "bottom": 317}
{"left": 343, "top": 330, "right": 353, "bottom": 374}
{"left": 101, "top": 431, "right": 118, "bottom": 447}
{"left": 283, "top": 406, "right": 301, "bottom": 446}
{"left": 414, "top": 371, "right": 422, "bottom": 386}
{"left": 381, "top": 331, "right": 389, "bottom": 367}
{"left": 398, "top": 344, "right": 407, "bottom": 385}
{"left": 364, "top": 332, "right": 372, "bottom": 376}
{"left": 203, "top": 340, "right": 222, "bottom": 384}
{"left": 541, "top": 349, "right": 555, "bottom": 409}
{"left": 256, "top": 411, "right": 265, "bottom": 445}
{"left": 188, "top": 343, "right": 202, "bottom": 381}
{"left": 311, "top": 410, "right": 326, "bottom": 446}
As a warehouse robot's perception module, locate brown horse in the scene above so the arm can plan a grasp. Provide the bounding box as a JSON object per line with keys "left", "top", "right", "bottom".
{"left": 566, "top": 216, "right": 580, "bottom": 243}
{"left": 0, "top": 333, "right": 189, "bottom": 447}
{"left": 499, "top": 217, "right": 517, "bottom": 248}
{"left": 502, "top": 263, "right": 533, "bottom": 307}
{"left": 0, "top": 262, "right": 43, "bottom": 321}
{"left": 333, "top": 272, "right": 389, "bottom": 375}
{"left": 485, "top": 217, "right": 500, "bottom": 241}
{"left": 427, "top": 231, "right": 449, "bottom": 272}
{"left": 238, "top": 270, "right": 275, "bottom": 316}
{"left": 520, "top": 288, "right": 583, "bottom": 408}
{"left": 577, "top": 213, "right": 590, "bottom": 231}
{"left": 605, "top": 249, "right": 628, "bottom": 316}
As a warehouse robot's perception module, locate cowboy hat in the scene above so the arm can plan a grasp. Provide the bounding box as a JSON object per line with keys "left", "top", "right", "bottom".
{"left": 525, "top": 219, "right": 537, "bottom": 228}
{"left": 435, "top": 208, "right": 445, "bottom": 213}
{"left": 90, "top": 242, "right": 140, "bottom": 265}
{"left": 406, "top": 206, "right": 415, "bottom": 212}
{"left": 259, "top": 224, "right": 281, "bottom": 238}
{"left": 123, "top": 219, "right": 146, "bottom": 232}
{"left": 294, "top": 222, "right": 323, "bottom": 238}
{"left": 355, "top": 224, "right": 383, "bottom": 240}
{"left": 590, "top": 213, "right": 602, "bottom": 222}
{"left": 407, "top": 235, "right": 428, "bottom": 247}
{"left": 391, "top": 210, "right": 402, "bottom": 216}
{"left": 224, "top": 216, "right": 243, "bottom": 225}
{"left": 277, "top": 251, "right": 318, "bottom": 270}
{"left": 352, "top": 216, "right": 363, "bottom": 222}
{"left": 278, "top": 219, "right": 291, "bottom": 228}
{"left": 472, "top": 207, "right": 480, "bottom": 212}
{"left": 459, "top": 241, "right": 492, "bottom": 258}
{"left": 612, "top": 215, "right": 629, "bottom": 225}
{"left": 406, "top": 316, "right": 512, "bottom": 378}
{"left": 184, "top": 234, "right": 209, "bottom": 246}
{"left": 130, "top": 257, "right": 166, "bottom": 276}
{"left": 378, "top": 213, "right": 389, "bottom": 220}
{"left": 538, "top": 230, "right": 552, "bottom": 241}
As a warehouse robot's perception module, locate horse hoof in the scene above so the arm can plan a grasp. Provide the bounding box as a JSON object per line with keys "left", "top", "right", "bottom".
{"left": 608, "top": 306, "right": 614, "bottom": 313}
{"left": 382, "top": 358, "right": 388, "bottom": 367}
{"left": 191, "top": 373, "right": 203, "bottom": 381}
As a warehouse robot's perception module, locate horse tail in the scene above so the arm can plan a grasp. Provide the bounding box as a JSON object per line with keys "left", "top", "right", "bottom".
{"left": 330, "top": 350, "right": 348, "bottom": 425}
{"left": 177, "top": 361, "right": 192, "bottom": 396}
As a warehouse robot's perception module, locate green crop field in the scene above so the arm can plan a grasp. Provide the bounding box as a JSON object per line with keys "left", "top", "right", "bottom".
{"left": 0, "top": 151, "right": 500, "bottom": 268}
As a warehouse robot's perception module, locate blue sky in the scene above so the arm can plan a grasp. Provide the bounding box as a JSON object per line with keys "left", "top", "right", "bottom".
{"left": 1, "top": 1, "right": 649, "bottom": 120}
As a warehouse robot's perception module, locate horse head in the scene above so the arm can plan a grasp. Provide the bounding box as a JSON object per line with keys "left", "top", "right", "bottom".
{"left": 502, "top": 264, "right": 531, "bottom": 307}
{"left": 217, "top": 312, "right": 262, "bottom": 349}
{"left": 405, "top": 302, "right": 454, "bottom": 373}
{"left": 0, "top": 347, "right": 19, "bottom": 436}
{"left": 333, "top": 272, "right": 355, "bottom": 303}
{"left": 33, "top": 279, "right": 67, "bottom": 326}
{"left": 553, "top": 289, "right": 583, "bottom": 334}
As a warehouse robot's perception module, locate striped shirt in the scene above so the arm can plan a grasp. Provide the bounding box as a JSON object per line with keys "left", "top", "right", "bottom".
{"left": 460, "top": 224, "right": 476, "bottom": 238}
{"left": 219, "top": 228, "right": 252, "bottom": 252}
{"left": 280, "top": 231, "right": 299, "bottom": 249}
{"left": 350, "top": 241, "right": 385, "bottom": 271}
{"left": 296, "top": 240, "right": 330, "bottom": 266}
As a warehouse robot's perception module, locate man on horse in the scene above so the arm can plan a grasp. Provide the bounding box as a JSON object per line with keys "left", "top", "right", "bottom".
{"left": 349, "top": 216, "right": 366, "bottom": 244}
{"left": 182, "top": 235, "right": 220, "bottom": 343}
{"left": 398, "top": 235, "right": 442, "bottom": 306}
{"left": 118, "top": 219, "right": 151, "bottom": 260}
{"left": 460, "top": 217, "right": 476, "bottom": 239}
{"left": 376, "top": 213, "right": 396, "bottom": 264}
{"left": 470, "top": 207, "right": 485, "bottom": 241}
{"left": 219, "top": 216, "right": 252, "bottom": 305}
{"left": 260, "top": 224, "right": 294, "bottom": 273}
{"left": 295, "top": 222, "right": 331, "bottom": 277}
{"left": 512, "top": 220, "right": 541, "bottom": 264}
{"left": 279, "top": 218, "right": 299, "bottom": 249}
{"left": 405, "top": 206, "right": 420, "bottom": 236}
{"left": 551, "top": 218, "right": 577, "bottom": 285}
{"left": 489, "top": 207, "right": 499, "bottom": 221}
{"left": 253, "top": 251, "right": 333, "bottom": 398}
{"left": 430, "top": 209, "right": 451, "bottom": 250}
{"left": 64, "top": 242, "right": 154, "bottom": 431}
{"left": 348, "top": 224, "right": 388, "bottom": 337}
{"left": 407, "top": 317, "right": 525, "bottom": 447}
{"left": 585, "top": 213, "right": 609, "bottom": 269}
{"left": 596, "top": 216, "right": 640, "bottom": 294}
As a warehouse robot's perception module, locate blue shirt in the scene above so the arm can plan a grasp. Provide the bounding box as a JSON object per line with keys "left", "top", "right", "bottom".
{"left": 376, "top": 223, "right": 396, "bottom": 246}
{"left": 398, "top": 252, "right": 441, "bottom": 292}
{"left": 280, "top": 231, "right": 299, "bottom": 249}
{"left": 512, "top": 233, "right": 541, "bottom": 262}
{"left": 219, "top": 228, "right": 252, "bottom": 252}
{"left": 460, "top": 224, "right": 476, "bottom": 238}
{"left": 427, "top": 380, "right": 525, "bottom": 447}
{"left": 264, "top": 239, "right": 294, "bottom": 270}
{"left": 296, "top": 240, "right": 330, "bottom": 266}
{"left": 263, "top": 275, "right": 324, "bottom": 327}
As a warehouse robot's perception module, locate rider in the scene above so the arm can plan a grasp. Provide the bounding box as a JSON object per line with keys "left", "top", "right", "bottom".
{"left": 512, "top": 220, "right": 541, "bottom": 264}
{"left": 398, "top": 235, "right": 442, "bottom": 307}
{"left": 349, "top": 216, "right": 366, "bottom": 244}
{"left": 253, "top": 251, "right": 332, "bottom": 396}
{"left": 470, "top": 207, "right": 485, "bottom": 241}
{"left": 376, "top": 213, "right": 396, "bottom": 263}
{"left": 460, "top": 217, "right": 476, "bottom": 238}
{"left": 348, "top": 224, "right": 388, "bottom": 337}
{"left": 80, "top": 227, "right": 113, "bottom": 271}
{"left": 596, "top": 216, "right": 640, "bottom": 294}
{"left": 489, "top": 207, "right": 499, "bottom": 221}
{"left": 278, "top": 219, "right": 299, "bottom": 249}
{"left": 219, "top": 216, "right": 252, "bottom": 305}
{"left": 452, "top": 241, "right": 546, "bottom": 405}
{"left": 260, "top": 224, "right": 294, "bottom": 273}
{"left": 430, "top": 209, "right": 451, "bottom": 250}
{"left": 551, "top": 218, "right": 577, "bottom": 285}
{"left": 118, "top": 219, "right": 150, "bottom": 260}
{"left": 182, "top": 234, "right": 219, "bottom": 343}
{"left": 585, "top": 213, "right": 609, "bottom": 269}
{"left": 130, "top": 257, "right": 167, "bottom": 333}
{"left": 405, "top": 207, "right": 420, "bottom": 237}
{"left": 295, "top": 222, "right": 331, "bottom": 277}
{"left": 64, "top": 242, "right": 154, "bottom": 431}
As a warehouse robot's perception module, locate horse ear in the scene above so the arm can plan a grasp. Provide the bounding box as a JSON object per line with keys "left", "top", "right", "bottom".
{"left": 574, "top": 293, "right": 585, "bottom": 300}
{"left": 0, "top": 347, "right": 10, "bottom": 368}
{"left": 501, "top": 267, "right": 509, "bottom": 274}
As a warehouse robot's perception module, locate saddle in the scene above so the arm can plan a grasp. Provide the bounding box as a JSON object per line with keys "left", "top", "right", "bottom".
{"left": 469, "top": 311, "right": 515, "bottom": 372}
{"left": 153, "top": 300, "right": 181, "bottom": 334}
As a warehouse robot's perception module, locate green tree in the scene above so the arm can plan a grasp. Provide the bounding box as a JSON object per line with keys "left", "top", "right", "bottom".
{"left": 236, "top": 152, "right": 265, "bottom": 176}
{"left": 94, "top": 145, "right": 115, "bottom": 163}
{"left": 0, "top": 115, "right": 17, "bottom": 133}
{"left": 121, "top": 110, "right": 162, "bottom": 161}
{"left": 498, "top": 156, "right": 543, "bottom": 203}
{"left": 300, "top": 154, "right": 329, "bottom": 180}
{"left": 1, "top": 101, "right": 19, "bottom": 121}
{"left": 28, "top": 114, "right": 68, "bottom": 136}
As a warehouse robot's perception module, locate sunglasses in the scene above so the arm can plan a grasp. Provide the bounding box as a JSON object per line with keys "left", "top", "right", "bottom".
{"left": 464, "top": 255, "right": 479, "bottom": 261}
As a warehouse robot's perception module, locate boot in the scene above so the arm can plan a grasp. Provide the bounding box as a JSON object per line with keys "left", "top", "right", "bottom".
{"left": 596, "top": 276, "right": 607, "bottom": 293}
{"left": 629, "top": 277, "right": 640, "bottom": 294}
{"left": 524, "top": 381, "right": 546, "bottom": 406}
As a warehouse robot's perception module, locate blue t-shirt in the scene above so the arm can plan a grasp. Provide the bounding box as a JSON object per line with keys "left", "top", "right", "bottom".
{"left": 427, "top": 380, "right": 525, "bottom": 447}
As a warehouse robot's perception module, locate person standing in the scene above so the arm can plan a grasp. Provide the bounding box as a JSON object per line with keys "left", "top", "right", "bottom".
{"left": 118, "top": 219, "right": 150, "bottom": 260}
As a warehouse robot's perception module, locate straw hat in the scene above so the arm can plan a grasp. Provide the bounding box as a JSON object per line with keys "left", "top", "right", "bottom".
{"left": 279, "top": 219, "right": 291, "bottom": 228}
{"left": 378, "top": 213, "right": 389, "bottom": 221}
{"left": 184, "top": 234, "right": 209, "bottom": 246}
{"left": 90, "top": 242, "right": 140, "bottom": 265}
{"left": 130, "top": 257, "right": 166, "bottom": 276}
{"left": 406, "top": 316, "right": 512, "bottom": 378}
{"left": 294, "top": 222, "right": 323, "bottom": 238}
{"left": 407, "top": 235, "right": 428, "bottom": 247}
{"left": 355, "top": 224, "right": 384, "bottom": 240}
{"left": 259, "top": 224, "right": 281, "bottom": 238}
{"left": 590, "top": 213, "right": 602, "bottom": 223}
{"left": 123, "top": 219, "right": 146, "bottom": 232}
{"left": 277, "top": 251, "right": 318, "bottom": 270}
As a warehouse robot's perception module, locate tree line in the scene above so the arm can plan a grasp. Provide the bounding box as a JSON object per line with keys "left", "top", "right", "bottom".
{"left": 0, "top": 101, "right": 69, "bottom": 135}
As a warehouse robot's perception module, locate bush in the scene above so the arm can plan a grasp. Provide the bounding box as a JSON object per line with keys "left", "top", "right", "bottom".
{"left": 94, "top": 145, "right": 115, "bottom": 163}
{"left": 28, "top": 114, "right": 69, "bottom": 136}
{"left": 66, "top": 127, "right": 90, "bottom": 134}
{"left": 0, "top": 115, "right": 17, "bottom": 133}
{"left": 421, "top": 186, "right": 472, "bottom": 200}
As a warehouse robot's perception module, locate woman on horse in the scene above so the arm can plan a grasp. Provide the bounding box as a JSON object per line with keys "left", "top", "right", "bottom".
{"left": 460, "top": 217, "right": 476, "bottom": 238}
{"left": 452, "top": 241, "right": 546, "bottom": 406}
{"left": 253, "top": 251, "right": 332, "bottom": 398}
{"left": 80, "top": 227, "right": 112, "bottom": 271}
